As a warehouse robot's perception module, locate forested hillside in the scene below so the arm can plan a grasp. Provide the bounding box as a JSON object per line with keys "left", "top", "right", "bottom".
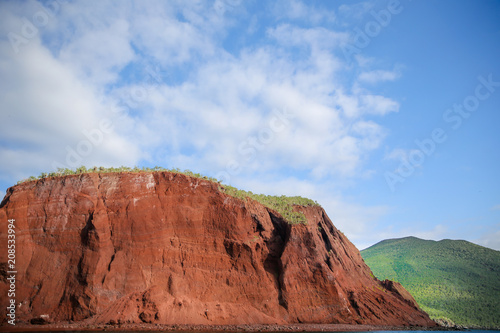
{"left": 361, "top": 237, "right": 500, "bottom": 328}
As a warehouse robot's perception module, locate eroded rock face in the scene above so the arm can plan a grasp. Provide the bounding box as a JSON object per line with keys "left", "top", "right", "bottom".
{"left": 0, "top": 172, "right": 436, "bottom": 326}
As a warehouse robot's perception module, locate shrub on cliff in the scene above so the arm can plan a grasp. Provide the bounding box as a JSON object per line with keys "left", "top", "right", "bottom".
{"left": 16, "top": 166, "right": 320, "bottom": 225}
{"left": 219, "top": 185, "right": 319, "bottom": 224}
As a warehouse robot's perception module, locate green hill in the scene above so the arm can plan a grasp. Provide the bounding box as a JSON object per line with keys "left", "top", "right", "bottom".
{"left": 360, "top": 236, "right": 500, "bottom": 329}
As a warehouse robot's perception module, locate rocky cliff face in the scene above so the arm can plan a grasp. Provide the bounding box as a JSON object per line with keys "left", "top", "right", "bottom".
{"left": 0, "top": 172, "right": 436, "bottom": 326}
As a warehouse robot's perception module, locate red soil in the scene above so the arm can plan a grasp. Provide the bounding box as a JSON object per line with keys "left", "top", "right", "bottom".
{"left": 0, "top": 172, "right": 436, "bottom": 328}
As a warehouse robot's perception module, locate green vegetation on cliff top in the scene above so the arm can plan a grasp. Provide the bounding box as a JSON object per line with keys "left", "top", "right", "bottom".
{"left": 361, "top": 236, "right": 500, "bottom": 329}
{"left": 220, "top": 184, "right": 318, "bottom": 224}
{"left": 15, "top": 166, "right": 319, "bottom": 224}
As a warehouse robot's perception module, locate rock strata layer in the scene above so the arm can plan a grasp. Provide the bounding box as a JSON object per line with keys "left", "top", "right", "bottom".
{"left": 0, "top": 172, "right": 436, "bottom": 327}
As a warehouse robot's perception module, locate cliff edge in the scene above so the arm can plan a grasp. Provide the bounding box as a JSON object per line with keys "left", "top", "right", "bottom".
{"left": 0, "top": 171, "right": 436, "bottom": 327}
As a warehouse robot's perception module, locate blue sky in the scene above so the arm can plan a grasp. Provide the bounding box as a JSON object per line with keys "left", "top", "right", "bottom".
{"left": 1, "top": 0, "right": 499, "bottom": 250}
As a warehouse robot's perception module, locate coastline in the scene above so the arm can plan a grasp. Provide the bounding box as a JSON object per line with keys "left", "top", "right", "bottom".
{"left": 0, "top": 323, "right": 456, "bottom": 332}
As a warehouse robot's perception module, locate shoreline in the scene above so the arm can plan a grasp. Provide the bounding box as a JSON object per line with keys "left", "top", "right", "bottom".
{"left": 0, "top": 323, "right": 457, "bottom": 332}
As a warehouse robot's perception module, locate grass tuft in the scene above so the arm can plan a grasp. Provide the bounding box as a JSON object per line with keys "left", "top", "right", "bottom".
{"left": 16, "top": 166, "right": 320, "bottom": 225}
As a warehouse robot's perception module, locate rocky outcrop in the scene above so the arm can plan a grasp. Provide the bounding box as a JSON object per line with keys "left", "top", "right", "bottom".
{"left": 381, "top": 279, "right": 421, "bottom": 310}
{"left": 0, "top": 172, "right": 436, "bottom": 326}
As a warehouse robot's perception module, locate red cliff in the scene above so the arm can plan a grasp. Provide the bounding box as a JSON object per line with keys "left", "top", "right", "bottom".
{"left": 0, "top": 172, "right": 435, "bottom": 327}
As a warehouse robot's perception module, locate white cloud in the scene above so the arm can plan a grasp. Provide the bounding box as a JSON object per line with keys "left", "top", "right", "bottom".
{"left": 131, "top": 11, "right": 216, "bottom": 66}
{"left": 15, "top": 1, "right": 394, "bottom": 182}
{"left": 0, "top": 0, "right": 407, "bottom": 250}
{"left": 358, "top": 68, "right": 401, "bottom": 84}
{"left": 491, "top": 204, "right": 500, "bottom": 211}
{"left": 267, "top": 24, "right": 348, "bottom": 53}
{"left": 0, "top": 4, "right": 141, "bottom": 182}
{"left": 333, "top": 90, "right": 399, "bottom": 118}
{"left": 59, "top": 19, "right": 135, "bottom": 85}
{"left": 272, "top": 0, "right": 336, "bottom": 24}
{"left": 134, "top": 59, "right": 384, "bottom": 179}
{"left": 475, "top": 228, "right": 500, "bottom": 251}
{"left": 352, "top": 120, "right": 386, "bottom": 150}
{"left": 413, "top": 224, "right": 449, "bottom": 240}
{"left": 338, "top": 1, "right": 376, "bottom": 22}
{"left": 385, "top": 148, "right": 407, "bottom": 161}
{"left": 360, "top": 94, "right": 400, "bottom": 115}
{"left": 385, "top": 147, "right": 422, "bottom": 163}
{"left": 325, "top": 199, "right": 391, "bottom": 248}
{"left": 354, "top": 54, "right": 375, "bottom": 67}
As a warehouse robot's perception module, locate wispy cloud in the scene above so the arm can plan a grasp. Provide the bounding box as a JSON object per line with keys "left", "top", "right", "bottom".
{"left": 385, "top": 148, "right": 410, "bottom": 161}
{"left": 0, "top": 0, "right": 409, "bottom": 249}
{"left": 474, "top": 224, "right": 500, "bottom": 251}
{"left": 0, "top": 34, "right": 141, "bottom": 181}
{"left": 271, "top": 0, "right": 336, "bottom": 24}
{"left": 358, "top": 68, "right": 402, "bottom": 84}
{"left": 337, "top": 1, "right": 376, "bottom": 23}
